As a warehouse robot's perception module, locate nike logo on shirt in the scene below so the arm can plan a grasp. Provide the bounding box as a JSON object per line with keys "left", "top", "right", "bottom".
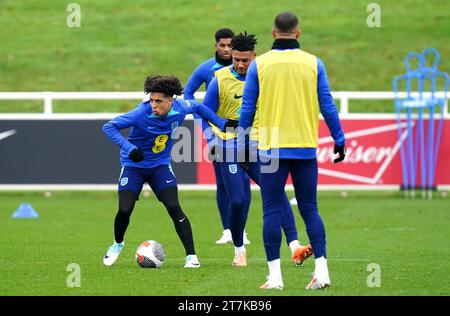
{"left": 166, "top": 180, "right": 174, "bottom": 183}
{"left": 179, "top": 217, "right": 186, "bottom": 223}
{"left": 234, "top": 94, "right": 243, "bottom": 99}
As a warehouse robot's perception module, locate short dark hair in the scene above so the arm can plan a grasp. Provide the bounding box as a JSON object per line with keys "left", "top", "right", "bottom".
{"left": 215, "top": 28, "right": 235, "bottom": 42}
{"left": 274, "top": 12, "right": 299, "bottom": 33}
{"left": 144, "top": 75, "right": 184, "bottom": 97}
{"left": 231, "top": 31, "right": 257, "bottom": 52}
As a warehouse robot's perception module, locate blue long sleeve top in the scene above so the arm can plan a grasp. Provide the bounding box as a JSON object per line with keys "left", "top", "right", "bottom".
{"left": 103, "top": 99, "right": 225, "bottom": 168}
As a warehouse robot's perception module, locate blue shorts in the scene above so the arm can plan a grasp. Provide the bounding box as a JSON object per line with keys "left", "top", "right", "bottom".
{"left": 118, "top": 164, "right": 177, "bottom": 199}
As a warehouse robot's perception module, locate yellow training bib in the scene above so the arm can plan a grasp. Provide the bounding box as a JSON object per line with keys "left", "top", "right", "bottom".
{"left": 211, "top": 67, "right": 258, "bottom": 141}
{"left": 256, "top": 49, "right": 319, "bottom": 150}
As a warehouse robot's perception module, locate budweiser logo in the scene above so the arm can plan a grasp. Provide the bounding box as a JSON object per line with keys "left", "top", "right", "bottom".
{"left": 318, "top": 140, "right": 394, "bottom": 164}
{"left": 317, "top": 122, "right": 410, "bottom": 184}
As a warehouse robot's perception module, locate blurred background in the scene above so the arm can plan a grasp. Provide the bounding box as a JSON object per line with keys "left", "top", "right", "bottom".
{"left": 1, "top": 0, "right": 448, "bottom": 112}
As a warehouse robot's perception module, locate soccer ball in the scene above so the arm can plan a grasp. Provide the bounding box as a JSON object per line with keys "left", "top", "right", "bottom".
{"left": 135, "top": 240, "right": 165, "bottom": 268}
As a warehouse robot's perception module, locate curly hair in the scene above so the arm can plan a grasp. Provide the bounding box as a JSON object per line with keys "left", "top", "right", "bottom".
{"left": 144, "top": 75, "right": 184, "bottom": 97}
{"left": 231, "top": 31, "right": 257, "bottom": 52}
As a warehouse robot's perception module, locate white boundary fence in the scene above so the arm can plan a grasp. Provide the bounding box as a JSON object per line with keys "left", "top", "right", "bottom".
{"left": 0, "top": 91, "right": 448, "bottom": 117}
{"left": 0, "top": 91, "right": 448, "bottom": 191}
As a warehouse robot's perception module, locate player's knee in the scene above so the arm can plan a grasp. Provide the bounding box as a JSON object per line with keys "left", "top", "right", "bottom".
{"left": 118, "top": 190, "right": 137, "bottom": 215}
{"left": 298, "top": 205, "right": 318, "bottom": 217}
{"left": 118, "top": 203, "right": 134, "bottom": 215}
{"left": 164, "top": 201, "right": 184, "bottom": 220}
{"left": 229, "top": 198, "right": 246, "bottom": 212}
{"left": 118, "top": 200, "right": 135, "bottom": 215}
{"left": 165, "top": 200, "right": 180, "bottom": 213}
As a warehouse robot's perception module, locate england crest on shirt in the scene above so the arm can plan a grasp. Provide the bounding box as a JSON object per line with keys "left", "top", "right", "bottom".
{"left": 229, "top": 164, "right": 238, "bottom": 174}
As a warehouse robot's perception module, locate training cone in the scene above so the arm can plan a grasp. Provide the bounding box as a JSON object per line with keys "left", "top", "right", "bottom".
{"left": 12, "top": 203, "right": 39, "bottom": 218}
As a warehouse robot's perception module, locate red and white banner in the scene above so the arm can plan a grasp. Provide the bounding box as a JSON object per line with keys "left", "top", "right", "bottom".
{"left": 197, "top": 117, "right": 450, "bottom": 187}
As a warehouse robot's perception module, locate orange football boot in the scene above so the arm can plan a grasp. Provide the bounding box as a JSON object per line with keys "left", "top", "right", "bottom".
{"left": 292, "top": 244, "right": 313, "bottom": 266}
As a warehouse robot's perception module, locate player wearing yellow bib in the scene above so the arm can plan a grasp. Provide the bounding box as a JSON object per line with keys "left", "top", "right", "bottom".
{"left": 184, "top": 28, "right": 240, "bottom": 245}
{"left": 239, "top": 12, "right": 346, "bottom": 290}
{"left": 203, "top": 32, "right": 313, "bottom": 268}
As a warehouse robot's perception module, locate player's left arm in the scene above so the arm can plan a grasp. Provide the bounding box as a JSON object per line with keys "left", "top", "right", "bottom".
{"left": 237, "top": 60, "right": 259, "bottom": 155}
{"left": 191, "top": 78, "right": 221, "bottom": 147}
{"left": 239, "top": 60, "right": 259, "bottom": 130}
{"left": 317, "top": 58, "right": 345, "bottom": 145}
{"left": 202, "top": 78, "right": 220, "bottom": 113}
{"left": 184, "top": 100, "right": 226, "bottom": 130}
{"left": 317, "top": 57, "right": 346, "bottom": 162}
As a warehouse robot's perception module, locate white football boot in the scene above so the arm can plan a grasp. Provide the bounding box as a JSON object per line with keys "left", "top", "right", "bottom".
{"left": 215, "top": 229, "right": 233, "bottom": 244}
{"left": 260, "top": 275, "right": 284, "bottom": 290}
{"left": 103, "top": 241, "right": 124, "bottom": 266}
{"left": 243, "top": 231, "right": 251, "bottom": 245}
{"left": 306, "top": 256, "right": 331, "bottom": 289}
{"left": 184, "top": 254, "right": 201, "bottom": 268}
{"left": 305, "top": 274, "right": 330, "bottom": 290}
{"left": 232, "top": 250, "right": 247, "bottom": 267}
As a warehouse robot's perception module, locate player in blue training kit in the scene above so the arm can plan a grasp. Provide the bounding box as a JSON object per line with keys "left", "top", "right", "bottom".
{"left": 184, "top": 28, "right": 234, "bottom": 101}
{"left": 184, "top": 28, "right": 251, "bottom": 245}
{"left": 239, "top": 13, "right": 346, "bottom": 290}
{"left": 102, "top": 75, "right": 238, "bottom": 269}
{"left": 203, "top": 32, "right": 313, "bottom": 267}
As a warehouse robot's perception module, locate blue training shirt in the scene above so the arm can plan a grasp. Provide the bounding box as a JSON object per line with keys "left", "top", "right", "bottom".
{"left": 103, "top": 99, "right": 226, "bottom": 168}
{"left": 239, "top": 55, "right": 345, "bottom": 159}
{"left": 184, "top": 57, "right": 228, "bottom": 100}
{"left": 184, "top": 57, "right": 230, "bottom": 147}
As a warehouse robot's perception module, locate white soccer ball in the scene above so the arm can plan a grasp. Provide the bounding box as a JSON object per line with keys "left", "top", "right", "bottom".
{"left": 135, "top": 240, "right": 165, "bottom": 268}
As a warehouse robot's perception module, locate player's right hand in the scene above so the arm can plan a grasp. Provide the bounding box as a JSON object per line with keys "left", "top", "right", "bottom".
{"left": 129, "top": 148, "right": 144, "bottom": 162}
{"left": 223, "top": 119, "right": 239, "bottom": 130}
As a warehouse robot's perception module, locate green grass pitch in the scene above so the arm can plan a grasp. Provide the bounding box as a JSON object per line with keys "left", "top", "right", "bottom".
{"left": 1, "top": 190, "right": 449, "bottom": 296}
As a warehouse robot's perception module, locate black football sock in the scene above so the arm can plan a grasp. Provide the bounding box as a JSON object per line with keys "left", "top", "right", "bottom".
{"left": 114, "top": 190, "right": 138, "bottom": 243}
{"left": 158, "top": 187, "right": 196, "bottom": 256}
